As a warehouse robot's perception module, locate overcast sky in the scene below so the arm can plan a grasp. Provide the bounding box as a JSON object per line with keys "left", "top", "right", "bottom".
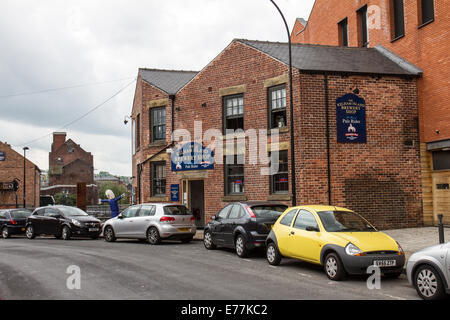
{"left": 0, "top": 0, "right": 314, "bottom": 177}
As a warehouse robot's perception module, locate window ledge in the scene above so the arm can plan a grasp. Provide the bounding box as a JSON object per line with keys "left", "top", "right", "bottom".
{"left": 147, "top": 196, "right": 169, "bottom": 202}
{"left": 148, "top": 140, "right": 167, "bottom": 147}
{"left": 222, "top": 194, "right": 247, "bottom": 202}
{"left": 267, "top": 194, "right": 291, "bottom": 201}
{"left": 390, "top": 34, "right": 405, "bottom": 43}
{"left": 418, "top": 19, "right": 434, "bottom": 29}
{"left": 268, "top": 127, "right": 289, "bottom": 135}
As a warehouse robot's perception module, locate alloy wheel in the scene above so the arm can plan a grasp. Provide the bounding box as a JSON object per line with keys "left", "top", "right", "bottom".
{"left": 417, "top": 269, "right": 438, "bottom": 298}
{"left": 326, "top": 257, "right": 338, "bottom": 278}
{"left": 2, "top": 227, "right": 9, "bottom": 239}
{"left": 204, "top": 232, "right": 212, "bottom": 247}
{"left": 267, "top": 245, "right": 276, "bottom": 263}
{"left": 236, "top": 236, "right": 244, "bottom": 256}
{"left": 26, "top": 226, "right": 34, "bottom": 239}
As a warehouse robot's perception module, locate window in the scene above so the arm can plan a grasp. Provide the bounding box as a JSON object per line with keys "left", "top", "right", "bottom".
{"left": 224, "top": 95, "right": 244, "bottom": 132}
{"left": 136, "top": 113, "right": 141, "bottom": 150}
{"left": 357, "top": 5, "right": 369, "bottom": 47}
{"left": 391, "top": 0, "right": 405, "bottom": 39}
{"left": 432, "top": 150, "right": 450, "bottom": 171}
{"left": 418, "top": 0, "right": 434, "bottom": 26}
{"left": 163, "top": 205, "right": 190, "bottom": 215}
{"left": 228, "top": 204, "right": 242, "bottom": 219}
{"left": 0, "top": 212, "right": 7, "bottom": 219}
{"left": 293, "top": 210, "right": 319, "bottom": 230}
{"left": 151, "top": 162, "right": 166, "bottom": 196}
{"left": 280, "top": 209, "right": 297, "bottom": 226}
{"left": 217, "top": 206, "right": 231, "bottom": 219}
{"left": 122, "top": 206, "right": 141, "bottom": 218}
{"left": 338, "top": 18, "right": 349, "bottom": 46}
{"left": 150, "top": 107, "right": 166, "bottom": 142}
{"left": 270, "top": 150, "right": 289, "bottom": 194}
{"left": 225, "top": 155, "right": 244, "bottom": 195}
{"left": 139, "top": 205, "right": 156, "bottom": 216}
{"left": 268, "top": 85, "right": 287, "bottom": 129}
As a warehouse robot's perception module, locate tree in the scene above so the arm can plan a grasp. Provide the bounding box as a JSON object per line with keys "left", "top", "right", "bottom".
{"left": 54, "top": 192, "right": 76, "bottom": 206}
{"left": 99, "top": 182, "right": 128, "bottom": 204}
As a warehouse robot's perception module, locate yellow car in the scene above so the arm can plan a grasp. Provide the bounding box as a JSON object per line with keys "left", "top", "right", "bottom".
{"left": 266, "top": 205, "right": 405, "bottom": 281}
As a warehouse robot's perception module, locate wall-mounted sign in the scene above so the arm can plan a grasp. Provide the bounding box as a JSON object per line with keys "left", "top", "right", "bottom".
{"left": 0, "top": 182, "right": 14, "bottom": 191}
{"left": 336, "top": 93, "right": 367, "bottom": 143}
{"left": 0, "top": 152, "right": 5, "bottom": 161}
{"left": 171, "top": 142, "right": 214, "bottom": 172}
{"left": 170, "top": 184, "right": 180, "bottom": 201}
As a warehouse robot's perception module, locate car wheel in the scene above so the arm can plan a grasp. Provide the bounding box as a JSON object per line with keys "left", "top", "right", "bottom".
{"left": 414, "top": 265, "right": 446, "bottom": 300}
{"left": 235, "top": 234, "right": 248, "bottom": 258}
{"left": 2, "top": 226, "right": 10, "bottom": 239}
{"left": 25, "top": 225, "right": 35, "bottom": 239}
{"left": 266, "top": 242, "right": 281, "bottom": 266}
{"left": 61, "top": 226, "right": 71, "bottom": 240}
{"left": 203, "top": 230, "right": 216, "bottom": 250}
{"left": 147, "top": 227, "right": 161, "bottom": 245}
{"left": 104, "top": 226, "right": 116, "bottom": 242}
{"left": 324, "top": 253, "right": 346, "bottom": 281}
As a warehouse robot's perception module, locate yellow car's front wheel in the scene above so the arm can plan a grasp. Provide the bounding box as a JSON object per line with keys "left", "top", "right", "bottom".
{"left": 266, "top": 242, "right": 282, "bottom": 266}
{"left": 324, "top": 253, "right": 346, "bottom": 281}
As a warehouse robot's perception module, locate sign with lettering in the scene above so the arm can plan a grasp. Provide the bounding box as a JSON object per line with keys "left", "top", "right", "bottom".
{"left": 0, "top": 182, "right": 14, "bottom": 191}
{"left": 171, "top": 142, "right": 214, "bottom": 172}
{"left": 170, "top": 184, "right": 180, "bottom": 201}
{"left": 336, "top": 93, "right": 367, "bottom": 143}
{"left": 0, "top": 152, "right": 5, "bottom": 161}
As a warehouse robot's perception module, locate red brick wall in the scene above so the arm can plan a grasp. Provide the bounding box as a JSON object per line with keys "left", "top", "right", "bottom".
{"left": 291, "top": 0, "right": 450, "bottom": 143}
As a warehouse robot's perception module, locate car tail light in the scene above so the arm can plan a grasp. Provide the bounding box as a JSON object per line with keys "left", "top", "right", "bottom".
{"left": 190, "top": 216, "right": 195, "bottom": 221}
{"left": 245, "top": 206, "right": 256, "bottom": 218}
{"left": 10, "top": 219, "right": 17, "bottom": 225}
{"left": 160, "top": 216, "right": 175, "bottom": 223}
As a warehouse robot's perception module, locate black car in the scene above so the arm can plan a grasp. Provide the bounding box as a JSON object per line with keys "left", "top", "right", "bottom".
{"left": 0, "top": 209, "right": 32, "bottom": 238}
{"left": 25, "top": 206, "right": 102, "bottom": 240}
{"left": 203, "top": 201, "right": 288, "bottom": 258}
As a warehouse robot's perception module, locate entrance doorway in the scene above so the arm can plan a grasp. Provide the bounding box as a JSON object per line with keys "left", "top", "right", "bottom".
{"left": 182, "top": 180, "right": 205, "bottom": 228}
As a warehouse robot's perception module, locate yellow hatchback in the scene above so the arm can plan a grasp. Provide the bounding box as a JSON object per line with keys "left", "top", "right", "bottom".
{"left": 266, "top": 205, "right": 405, "bottom": 281}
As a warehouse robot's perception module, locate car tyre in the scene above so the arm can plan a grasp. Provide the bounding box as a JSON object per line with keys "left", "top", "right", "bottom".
{"left": 235, "top": 234, "right": 249, "bottom": 258}
{"left": 266, "top": 242, "right": 282, "bottom": 266}
{"left": 414, "top": 264, "right": 446, "bottom": 300}
{"left": 2, "top": 226, "right": 10, "bottom": 239}
{"left": 104, "top": 226, "right": 116, "bottom": 242}
{"left": 203, "top": 230, "right": 216, "bottom": 250}
{"left": 147, "top": 227, "right": 161, "bottom": 245}
{"left": 61, "top": 226, "right": 72, "bottom": 240}
{"left": 25, "top": 225, "right": 35, "bottom": 239}
{"left": 324, "top": 252, "right": 346, "bottom": 281}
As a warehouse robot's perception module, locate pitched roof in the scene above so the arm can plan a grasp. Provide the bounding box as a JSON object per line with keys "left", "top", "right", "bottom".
{"left": 237, "top": 39, "right": 422, "bottom": 76}
{"left": 139, "top": 68, "right": 198, "bottom": 94}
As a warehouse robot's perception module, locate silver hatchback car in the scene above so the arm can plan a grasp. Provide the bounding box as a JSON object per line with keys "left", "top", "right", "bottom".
{"left": 406, "top": 242, "right": 450, "bottom": 300}
{"left": 102, "top": 203, "right": 196, "bottom": 244}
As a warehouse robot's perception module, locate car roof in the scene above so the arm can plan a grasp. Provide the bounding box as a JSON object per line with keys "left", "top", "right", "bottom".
{"left": 139, "top": 203, "right": 187, "bottom": 206}
{"left": 237, "top": 201, "right": 288, "bottom": 207}
{"left": 289, "top": 205, "right": 353, "bottom": 212}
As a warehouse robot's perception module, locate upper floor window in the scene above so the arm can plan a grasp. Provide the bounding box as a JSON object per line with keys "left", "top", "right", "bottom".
{"left": 270, "top": 150, "right": 289, "bottom": 194}
{"left": 136, "top": 113, "right": 141, "bottom": 151}
{"left": 151, "top": 162, "right": 166, "bottom": 197}
{"left": 357, "top": 5, "right": 369, "bottom": 47}
{"left": 338, "top": 18, "right": 349, "bottom": 47}
{"left": 150, "top": 107, "right": 166, "bottom": 142}
{"left": 268, "top": 85, "right": 287, "bottom": 129}
{"left": 224, "top": 94, "right": 244, "bottom": 133}
{"left": 419, "top": 0, "right": 434, "bottom": 27}
{"left": 391, "top": 0, "right": 405, "bottom": 40}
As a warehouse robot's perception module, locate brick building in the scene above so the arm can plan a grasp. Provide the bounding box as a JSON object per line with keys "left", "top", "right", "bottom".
{"left": 290, "top": 0, "right": 450, "bottom": 224}
{"left": 43, "top": 132, "right": 98, "bottom": 205}
{"left": 131, "top": 38, "right": 423, "bottom": 230}
{"left": 0, "top": 141, "right": 41, "bottom": 209}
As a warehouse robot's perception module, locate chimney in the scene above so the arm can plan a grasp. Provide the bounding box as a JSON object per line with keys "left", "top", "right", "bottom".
{"left": 52, "top": 132, "right": 66, "bottom": 152}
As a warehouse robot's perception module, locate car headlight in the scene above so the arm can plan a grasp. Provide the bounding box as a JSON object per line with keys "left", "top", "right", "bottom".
{"left": 396, "top": 241, "right": 404, "bottom": 255}
{"left": 345, "top": 243, "right": 365, "bottom": 256}
{"left": 71, "top": 219, "right": 82, "bottom": 227}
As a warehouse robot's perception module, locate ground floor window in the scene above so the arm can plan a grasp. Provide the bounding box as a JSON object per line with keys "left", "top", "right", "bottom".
{"left": 433, "top": 150, "right": 450, "bottom": 171}
{"left": 225, "top": 155, "right": 244, "bottom": 194}
{"left": 270, "top": 150, "right": 289, "bottom": 194}
{"left": 151, "top": 162, "right": 166, "bottom": 196}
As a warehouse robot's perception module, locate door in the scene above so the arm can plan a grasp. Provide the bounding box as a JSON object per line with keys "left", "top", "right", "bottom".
{"left": 222, "top": 204, "right": 242, "bottom": 246}
{"left": 133, "top": 205, "right": 156, "bottom": 237}
{"left": 288, "top": 210, "right": 322, "bottom": 262}
{"left": 30, "top": 209, "right": 45, "bottom": 234}
{"left": 211, "top": 205, "right": 232, "bottom": 244}
{"left": 114, "top": 206, "right": 141, "bottom": 237}
{"left": 189, "top": 180, "right": 205, "bottom": 228}
{"left": 43, "top": 208, "right": 61, "bottom": 235}
{"left": 275, "top": 209, "right": 298, "bottom": 257}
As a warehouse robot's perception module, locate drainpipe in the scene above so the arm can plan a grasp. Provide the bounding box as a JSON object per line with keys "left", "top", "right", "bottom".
{"left": 324, "top": 73, "right": 332, "bottom": 205}
{"left": 137, "top": 163, "right": 142, "bottom": 204}
{"left": 169, "top": 94, "right": 176, "bottom": 140}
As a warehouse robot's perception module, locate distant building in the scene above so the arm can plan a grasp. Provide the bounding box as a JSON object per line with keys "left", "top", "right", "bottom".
{"left": 0, "top": 140, "right": 41, "bottom": 209}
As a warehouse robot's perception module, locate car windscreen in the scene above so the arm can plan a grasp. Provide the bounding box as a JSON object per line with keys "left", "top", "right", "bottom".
{"left": 250, "top": 205, "right": 288, "bottom": 219}
{"left": 317, "top": 211, "right": 376, "bottom": 232}
{"left": 58, "top": 207, "right": 89, "bottom": 217}
{"left": 10, "top": 210, "right": 31, "bottom": 219}
{"left": 163, "top": 205, "right": 190, "bottom": 216}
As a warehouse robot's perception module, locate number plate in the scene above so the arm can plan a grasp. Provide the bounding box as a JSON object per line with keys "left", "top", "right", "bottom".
{"left": 21, "top": 228, "right": 25, "bottom": 231}
{"left": 178, "top": 228, "right": 190, "bottom": 232}
{"left": 373, "top": 260, "right": 396, "bottom": 267}
{"left": 89, "top": 228, "right": 99, "bottom": 232}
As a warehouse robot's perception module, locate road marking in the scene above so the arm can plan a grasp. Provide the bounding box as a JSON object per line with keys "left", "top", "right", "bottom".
{"left": 243, "top": 259, "right": 252, "bottom": 262}
{"left": 382, "top": 293, "right": 406, "bottom": 300}
{"left": 297, "top": 272, "right": 312, "bottom": 278}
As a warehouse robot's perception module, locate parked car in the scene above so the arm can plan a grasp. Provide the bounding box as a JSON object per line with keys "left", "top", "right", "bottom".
{"left": 25, "top": 205, "right": 102, "bottom": 240}
{"left": 203, "top": 201, "right": 288, "bottom": 257}
{"left": 102, "top": 203, "right": 196, "bottom": 244}
{"left": 0, "top": 209, "right": 32, "bottom": 238}
{"left": 40, "top": 195, "right": 55, "bottom": 207}
{"left": 406, "top": 242, "right": 450, "bottom": 300}
{"left": 266, "top": 205, "right": 405, "bottom": 281}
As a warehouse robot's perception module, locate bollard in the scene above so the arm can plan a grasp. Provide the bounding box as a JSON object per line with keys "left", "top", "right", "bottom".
{"left": 438, "top": 214, "right": 445, "bottom": 244}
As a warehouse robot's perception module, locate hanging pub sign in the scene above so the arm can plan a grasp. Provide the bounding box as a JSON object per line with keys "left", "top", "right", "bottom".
{"left": 171, "top": 142, "right": 214, "bottom": 172}
{"left": 336, "top": 93, "right": 367, "bottom": 143}
{"left": 0, "top": 152, "right": 5, "bottom": 161}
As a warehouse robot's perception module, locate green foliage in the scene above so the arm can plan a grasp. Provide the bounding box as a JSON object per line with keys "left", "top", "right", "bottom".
{"left": 54, "top": 193, "right": 77, "bottom": 206}
{"left": 99, "top": 182, "right": 128, "bottom": 204}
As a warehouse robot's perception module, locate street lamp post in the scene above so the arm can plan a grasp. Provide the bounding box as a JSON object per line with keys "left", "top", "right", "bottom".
{"left": 269, "top": 0, "right": 297, "bottom": 206}
{"left": 23, "top": 146, "right": 29, "bottom": 208}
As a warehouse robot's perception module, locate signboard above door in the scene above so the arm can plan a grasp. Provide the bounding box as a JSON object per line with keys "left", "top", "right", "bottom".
{"left": 171, "top": 142, "right": 214, "bottom": 172}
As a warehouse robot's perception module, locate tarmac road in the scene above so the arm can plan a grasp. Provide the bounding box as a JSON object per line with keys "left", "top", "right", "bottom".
{"left": 0, "top": 237, "right": 420, "bottom": 300}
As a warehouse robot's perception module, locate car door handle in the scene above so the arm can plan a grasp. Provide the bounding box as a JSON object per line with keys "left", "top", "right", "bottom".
{"left": 290, "top": 231, "right": 295, "bottom": 235}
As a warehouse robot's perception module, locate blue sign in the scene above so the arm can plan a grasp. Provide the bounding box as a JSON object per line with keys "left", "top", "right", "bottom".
{"left": 171, "top": 142, "right": 214, "bottom": 171}
{"left": 170, "top": 184, "right": 180, "bottom": 201}
{"left": 336, "top": 93, "right": 367, "bottom": 143}
{"left": 0, "top": 152, "right": 5, "bottom": 161}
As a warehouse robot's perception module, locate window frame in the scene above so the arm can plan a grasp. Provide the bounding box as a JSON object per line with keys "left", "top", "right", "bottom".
{"left": 357, "top": 5, "right": 369, "bottom": 47}
{"left": 268, "top": 84, "right": 287, "bottom": 130}
{"left": 224, "top": 155, "right": 245, "bottom": 195}
{"left": 135, "top": 113, "right": 141, "bottom": 151}
{"left": 150, "top": 107, "right": 166, "bottom": 142}
{"left": 418, "top": 0, "right": 434, "bottom": 28}
{"left": 279, "top": 209, "right": 298, "bottom": 227}
{"left": 151, "top": 161, "right": 166, "bottom": 197}
{"left": 293, "top": 210, "right": 320, "bottom": 231}
{"left": 390, "top": 0, "right": 405, "bottom": 41}
{"left": 432, "top": 150, "right": 450, "bottom": 171}
{"left": 223, "top": 94, "right": 244, "bottom": 133}
{"left": 270, "top": 150, "right": 289, "bottom": 195}
{"left": 338, "top": 18, "right": 349, "bottom": 47}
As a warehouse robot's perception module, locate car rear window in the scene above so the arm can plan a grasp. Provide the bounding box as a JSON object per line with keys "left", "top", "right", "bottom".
{"left": 250, "top": 205, "right": 287, "bottom": 219}
{"left": 10, "top": 210, "right": 31, "bottom": 219}
{"left": 163, "top": 205, "right": 190, "bottom": 216}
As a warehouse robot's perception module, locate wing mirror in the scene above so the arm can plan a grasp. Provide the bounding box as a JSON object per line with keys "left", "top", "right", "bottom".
{"left": 117, "top": 214, "right": 124, "bottom": 219}
{"left": 306, "top": 226, "right": 320, "bottom": 232}
{"left": 211, "top": 215, "right": 216, "bottom": 221}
